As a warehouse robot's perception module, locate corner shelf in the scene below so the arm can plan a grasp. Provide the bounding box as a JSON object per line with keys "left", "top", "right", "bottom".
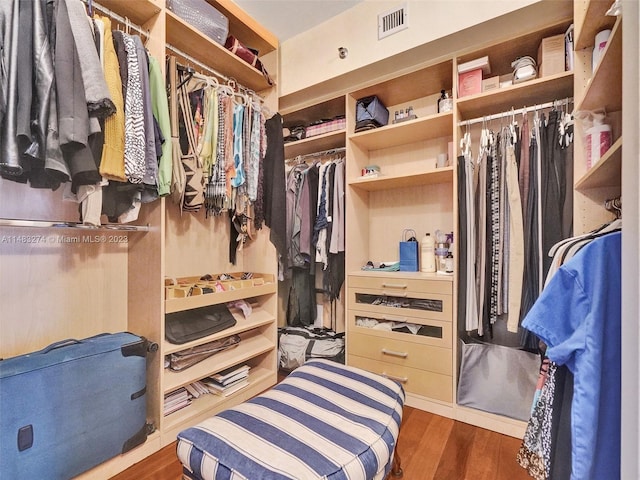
{"left": 575, "top": 136, "right": 622, "bottom": 191}
{"left": 575, "top": 17, "right": 622, "bottom": 113}
{"left": 575, "top": 0, "right": 617, "bottom": 50}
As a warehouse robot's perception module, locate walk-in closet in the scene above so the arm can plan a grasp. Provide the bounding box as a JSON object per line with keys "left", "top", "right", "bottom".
{"left": 0, "top": 0, "right": 637, "bottom": 479}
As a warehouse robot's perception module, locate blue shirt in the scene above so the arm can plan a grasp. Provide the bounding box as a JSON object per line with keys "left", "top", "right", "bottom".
{"left": 522, "top": 231, "right": 621, "bottom": 480}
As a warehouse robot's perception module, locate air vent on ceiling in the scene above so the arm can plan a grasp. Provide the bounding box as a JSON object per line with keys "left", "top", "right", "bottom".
{"left": 378, "top": 4, "right": 408, "bottom": 40}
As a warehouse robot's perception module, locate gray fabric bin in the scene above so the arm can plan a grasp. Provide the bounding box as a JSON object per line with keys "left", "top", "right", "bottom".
{"left": 457, "top": 340, "right": 539, "bottom": 421}
{"left": 167, "top": 0, "right": 229, "bottom": 46}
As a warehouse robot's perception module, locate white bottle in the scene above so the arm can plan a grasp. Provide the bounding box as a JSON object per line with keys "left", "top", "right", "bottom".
{"left": 586, "top": 113, "right": 612, "bottom": 169}
{"left": 421, "top": 233, "right": 436, "bottom": 273}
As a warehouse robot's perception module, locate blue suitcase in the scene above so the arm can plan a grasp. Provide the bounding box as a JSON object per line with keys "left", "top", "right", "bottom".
{"left": 0, "top": 332, "right": 152, "bottom": 479}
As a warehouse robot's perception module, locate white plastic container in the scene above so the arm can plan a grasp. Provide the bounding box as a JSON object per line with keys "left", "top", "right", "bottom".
{"left": 585, "top": 114, "right": 612, "bottom": 169}
{"left": 592, "top": 29, "right": 611, "bottom": 73}
{"left": 420, "top": 233, "right": 436, "bottom": 273}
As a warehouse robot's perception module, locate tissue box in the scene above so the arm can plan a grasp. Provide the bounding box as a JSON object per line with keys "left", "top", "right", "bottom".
{"left": 458, "top": 69, "right": 482, "bottom": 98}
{"left": 538, "top": 34, "right": 566, "bottom": 77}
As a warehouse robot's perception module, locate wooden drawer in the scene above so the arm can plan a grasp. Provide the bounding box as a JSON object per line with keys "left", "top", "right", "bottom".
{"left": 348, "top": 355, "right": 453, "bottom": 403}
{"left": 348, "top": 331, "right": 452, "bottom": 376}
{"left": 348, "top": 288, "right": 452, "bottom": 323}
{"left": 348, "top": 274, "right": 452, "bottom": 296}
{"left": 347, "top": 310, "right": 452, "bottom": 349}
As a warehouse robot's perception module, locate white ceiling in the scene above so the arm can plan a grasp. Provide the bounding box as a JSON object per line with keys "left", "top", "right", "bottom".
{"left": 234, "top": 0, "right": 364, "bottom": 42}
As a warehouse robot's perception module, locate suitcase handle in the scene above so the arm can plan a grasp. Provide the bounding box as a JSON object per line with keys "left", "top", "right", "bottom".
{"left": 39, "top": 339, "right": 82, "bottom": 354}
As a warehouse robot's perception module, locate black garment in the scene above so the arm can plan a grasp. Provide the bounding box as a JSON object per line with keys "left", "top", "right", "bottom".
{"left": 286, "top": 267, "right": 316, "bottom": 326}
{"left": 540, "top": 110, "right": 566, "bottom": 279}
{"left": 457, "top": 155, "right": 468, "bottom": 332}
{"left": 520, "top": 131, "right": 540, "bottom": 350}
{"left": 111, "top": 31, "right": 129, "bottom": 102}
{"left": 263, "top": 113, "right": 287, "bottom": 262}
{"left": 549, "top": 364, "right": 573, "bottom": 480}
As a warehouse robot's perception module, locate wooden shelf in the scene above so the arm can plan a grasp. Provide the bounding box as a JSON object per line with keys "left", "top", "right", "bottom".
{"left": 162, "top": 366, "right": 273, "bottom": 432}
{"left": 350, "top": 61, "right": 454, "bottom": 107}
{"left": 348, "top": 167, "right": 454, "bottom": 191}
{"left": 163, "top": 332, "right": 274, "bottom": 392}
{"left": 209, "top": 0, "right": 278, "bottom": 55}
{"left": 349, "top": 112, "right": 453, "bottom": 151}
{"left": 575, "top": 136, "right": 622, "bottom": 190}
{"left": 166, "top": 11, "right": 272, "bottom": 91}
{"left": 165, "top": 281, "right": 276, "bottom": 313}
{"left": 457, "top": 71, "right": 574, "bottom": 120}
{"left": 284, "top": 130, "right": 346, "bottom": 159}
{"left": 95, "top": 0, "right": 161, "bottom": 26}
{"left": 164, "top": 306, "right": 275, "bottom": 355}
{"left": 575, "top": 17, "right": 622, "bottom": 113}
{"left": 575, "top": 0, "right": 617, "bottom": 50}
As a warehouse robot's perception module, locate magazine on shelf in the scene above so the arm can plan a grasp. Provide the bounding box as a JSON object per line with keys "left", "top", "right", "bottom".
{"left": 208, "top": 364, "right": 250, "bottom": 385}
{"left": 203, "top": 376, "right": 250, "bottom": 397}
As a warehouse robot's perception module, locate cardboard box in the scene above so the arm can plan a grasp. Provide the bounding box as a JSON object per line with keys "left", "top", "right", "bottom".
{"left": 482, "top": 75, "right": 499, "bottom": 92}
{"left": 458, "top": 68, "right": 482, "bottom": 98}
{"left": 538, "top": 34, "right": 566, "bottom": 77}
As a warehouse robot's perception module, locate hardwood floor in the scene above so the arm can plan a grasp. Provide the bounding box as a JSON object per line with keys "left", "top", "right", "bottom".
{"left": 112, "top": 406, "right": 531, "bottom": 480}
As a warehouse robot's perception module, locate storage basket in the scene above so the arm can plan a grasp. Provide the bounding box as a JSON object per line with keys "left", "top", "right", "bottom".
{"left": 355, "top": 95, "right": 389, "bottom": 132}
{"left": 167, "top": 0, "right": 229, "bottom": 46}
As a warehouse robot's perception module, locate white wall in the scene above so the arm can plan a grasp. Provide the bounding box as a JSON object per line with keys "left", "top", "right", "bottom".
{"left": 621, "top": 0, "right": 639, "bottom": 477}
{"left": 280, "top": 0, "right": 547, "bottom": 96}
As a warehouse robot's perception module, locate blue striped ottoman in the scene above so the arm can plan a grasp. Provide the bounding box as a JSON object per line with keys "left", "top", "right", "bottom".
{"left": 177, "top": 359, "right": 405, "bottom": 480}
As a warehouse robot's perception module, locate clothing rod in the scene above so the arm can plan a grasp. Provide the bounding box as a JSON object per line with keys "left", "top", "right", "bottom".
{"left": 285, "top": 147, "right": 346, "bottom": 163}
{"left": 458, "top": 98, "right": 574, "bottom": 127}
{"left": 0, "top": 218, "right": 150, "bottom": 231}
{"left": 84, "top": 1, "right": 150, "bottom": 38}
{"left": 166, "top": 43, "right": 235, "bottom": 88}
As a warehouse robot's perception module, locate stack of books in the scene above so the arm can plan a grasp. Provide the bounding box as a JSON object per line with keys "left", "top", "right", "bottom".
{"left": 202, "top": 364, "right": 251, "bottom": 397}
{"left": 164, "top": 387, "right": 191, "bottom": 416}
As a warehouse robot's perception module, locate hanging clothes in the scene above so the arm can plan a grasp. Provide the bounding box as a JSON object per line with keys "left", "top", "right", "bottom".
{"left": 521, "top": 231, "right": 621, "bottom": 480}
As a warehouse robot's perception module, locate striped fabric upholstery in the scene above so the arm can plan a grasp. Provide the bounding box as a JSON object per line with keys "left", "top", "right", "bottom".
{"left": 177, "top": 360, "right": 405, "bottom": 480}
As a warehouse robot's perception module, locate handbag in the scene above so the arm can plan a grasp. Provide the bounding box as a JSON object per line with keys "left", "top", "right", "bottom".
{"left": 224, "top": 35, "right": 273, "bottom": 85}
{"left": 165, "top": 303, "right": 237, "bottom": 344}
{"left": 399, "top": 228, "right": 419, "bottom": 272}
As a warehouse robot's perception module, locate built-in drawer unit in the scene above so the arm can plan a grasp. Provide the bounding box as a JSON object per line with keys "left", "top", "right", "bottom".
{"left": 346, "top": 273, "right": 454, "bottom": 404}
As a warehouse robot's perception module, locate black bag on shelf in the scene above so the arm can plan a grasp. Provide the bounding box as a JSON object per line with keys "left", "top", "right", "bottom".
{"left": 165, "top": 304, "right": 237, "bottom": 344}
{"left": 355, "top": 95, "right": 389, "bottom": 132}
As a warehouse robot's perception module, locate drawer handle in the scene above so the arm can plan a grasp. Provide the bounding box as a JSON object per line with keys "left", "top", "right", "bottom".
{"left": 382, "top": 373, "right": 408, "bottom": 383}
{"left": 381, "top": 316, "right": 407, "bottom": 323}
{"left": 382, "top": 348, "right": 408, "bottom": 358}
{"left": 382, "top": 291, "right": 407, "bottom": 297}
{"left": 381, "top": 283, "right": 407, "bottom": 289}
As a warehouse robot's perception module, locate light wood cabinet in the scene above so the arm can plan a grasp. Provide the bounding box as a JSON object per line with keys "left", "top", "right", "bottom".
{"left": 0, "top": 1, "right": 279, "bottom": 478}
